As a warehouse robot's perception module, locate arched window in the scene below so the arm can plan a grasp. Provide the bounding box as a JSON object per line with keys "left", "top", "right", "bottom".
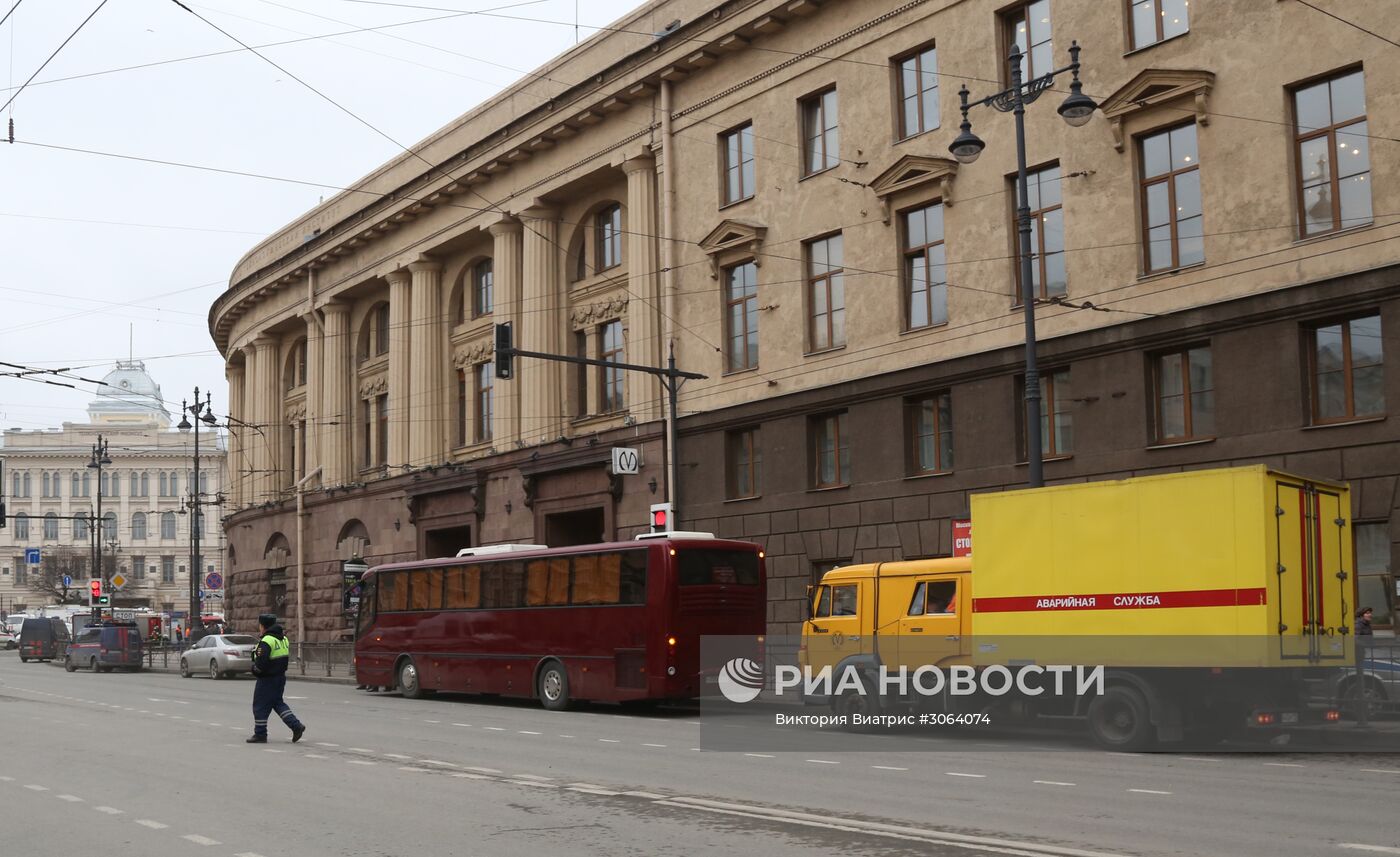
{"left": 102, "top": 512, "right": 117, "bottom": 541}
{"left": 161, "top": 511, "right": 177, "bottom": 540}
{"left": 43, "top": 512, "right": 58, "bottom": 540}
{"left": 285, "top": 338, "right": 308, "bottom": 391}
{"left": 596, "top": 204, "right": 622, "bottom": 271}
{"left": 74, "top": 515, "right": 89, "bottom": 542}
{"left": 472, "top": 259, "right": 494, "bottom": 317}
{"left": 358, "top": 302, "right": 391, "bottom": 362}
{"left": 14, "top": 513, "right": 28, "bottom": 540}
{"left": 132, "top": 512, "right": 147, "bottom": 540}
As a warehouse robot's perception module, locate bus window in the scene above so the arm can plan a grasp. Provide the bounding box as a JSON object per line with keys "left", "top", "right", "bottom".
{"left": 619, "top": 550, "right": 647, "bottom": 604}
{"left": 445, "top": 565, "right": 480, "bottom": 609}
{"left": 411, "top": 569, "right": 444, "bottom": 611}
{"left": 526, "top": 559, "right": 569, "bottom": 606}
{"left": 924, "top": 581, "right": 956, "bottom": 614}
{"left": 813, "top": 586, "right": 832, "bottom": 618}
{"left": 571, "top": 554, "right": 613, "bottom": 605}
{"left": 380, "top": 571, "right": 409, "bottom": 612}
{"left": 678, "top": 550, "right": 759, "bottom": 585}
{"left": 356, "top": 577, "right": 377, "bottom": 637}
{"left": 482, "top": 560, "right": 525, "bottom": 608}
{"left": 908, "top": 582, "right": 926, "bottom": 616}
{"left": 831, "top": 585, "right": 857, "bottom": 616}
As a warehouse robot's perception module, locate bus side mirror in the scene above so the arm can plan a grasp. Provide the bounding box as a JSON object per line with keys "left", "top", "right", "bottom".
{"left": 805, "top": 585, "right": 814, "bottom": 619}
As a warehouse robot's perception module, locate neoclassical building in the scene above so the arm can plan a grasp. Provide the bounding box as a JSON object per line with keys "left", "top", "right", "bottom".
{"left": 215, "top": 0, "right": 1398, "bottom": 639}
{"left": 0, "top": 361, "right": 227, "bottom": 616}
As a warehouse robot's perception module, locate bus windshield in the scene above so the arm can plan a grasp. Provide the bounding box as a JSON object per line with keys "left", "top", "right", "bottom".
{"left": 677, "top": 550, "right": 760, "bottom": 586}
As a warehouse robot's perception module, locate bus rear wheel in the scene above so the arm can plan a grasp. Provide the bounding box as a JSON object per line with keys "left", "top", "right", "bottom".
{"left": 537, "top": 660, "right": 572, "bottom": 711}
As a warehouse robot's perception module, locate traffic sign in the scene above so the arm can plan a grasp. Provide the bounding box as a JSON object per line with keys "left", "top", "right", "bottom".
{"left": 62, "top": 575, "right": 72, "bottom": 588}
{"left": 611, "top": 447, "right": 640, "bottom": 475}
{"left": 25, "top": 548, "right": 40, "bottom": 565}
{"left": 205, "top": 572, "right": 223, "bottom": 590}
{"left": 110, "top": 573, "right": 128, "bottom": 590}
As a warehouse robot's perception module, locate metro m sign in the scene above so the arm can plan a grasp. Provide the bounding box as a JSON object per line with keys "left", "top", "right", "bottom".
{"left": 952, "top": 519, "right": 972, "bottom": 557}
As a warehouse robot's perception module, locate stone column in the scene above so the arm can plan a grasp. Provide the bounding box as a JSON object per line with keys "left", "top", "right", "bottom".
{"left": 387, "top": 269, "right": 413, "bottom": 471}
{"left": 253, "top": 335, "right": 281, "bottom": 503}
{"left": 302, "top": 312, "right": 322, "bottom": 476}
{"left": 408, "top": 257, "right": 446, "bottom": 466}
{"left": 320, "top": 301, "right": 352, "bottom": 486}
{"left": 520, "top": 206, "right": 562, "bottom": 445}
{"left": 226, "top": 362, "right": 245, "bottom": 509}
{"left": 489, "top": 216, "right": 523, "bottom": 447}
{"left": 624, "top": 154, "right": 663, "bottom": 422}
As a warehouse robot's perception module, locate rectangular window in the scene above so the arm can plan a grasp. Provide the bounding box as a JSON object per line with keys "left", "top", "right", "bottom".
{"left": 525, "top": 558, "right": 571, "bottom": 607}
{"left": 1002, "top": 1, "right": 1052, "bottom": 83}
{"left": 1129, "top": 0, "right": 1188, "bottom": 51}
{"left": 596, "top": 205, "right": 622, "bottom": 271}
{"left": 1014, "top": 164, "right": 1066, "bottom": 302}
{"left": 132, "top": 556, "right": 145, "bottom": 580}
{"left": 811, "top": 411, "right": 850, "bottom": 488}
{"left": 473, "top": 259, "right": 494, "bottom": 317}
{"left": 455, "top": 368, "right": 467, "bottom": 447}
{"left": 475, "top": 362, "right": 494, "bottom": 442}
{"left": 725, "top": 427, "right": 762, "bottom": 499}
{"left": 43, "top": 515, "right": 58, "bottom": 540}
{"left": 903, "top": 202, "right": 948, "bottom": 329}
{"left": 445, "top": 565, "right": 481, "bottom": 609}
{"left": 801, "top": 87, "right": 839, "bottom": 176}
{"left": 724, "top": 261, "right": 759, "bottom": 371}
{"left": 721, "top": 123, "right": 756, "bottom": 205}
{"left": 896, "top": 45, "right": 939, "bottom": 139}
{"left": 906, "top": 392, "right": 953, "bottom": 474}
{"left": 361, "top": 397, "right": 373, "bottom": 467}
{"left": 1356, "top": 522, "right": 1393, "bottom": 627}
{"left": 1020, "top": 368, "right": 1073, "bottom": 458}
{"left": 1294, "top": 69, "right": 1370, "bottom": 237}
{"left": 1310, "top": 315, "right": 1385, "bottom": 423}
{"left": 599, "top": 321, "right": 624, "bottom": 413}
{"left": 807, "top": 234, "right": 845, "bottom": 351}
{"left": 161, "top": 556, "right": 175, "bottom": 584}
{"left": 376, "top": 393, "right": 389, "bottom": 466}
{"left": 1153, "top": 346, "right": 1215, "bottom": 442}
{"left": 1139, "top": 124, "right": 1202, "bottom": 273}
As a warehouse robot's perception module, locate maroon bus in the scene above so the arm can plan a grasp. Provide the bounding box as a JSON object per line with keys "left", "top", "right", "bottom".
{"left": 353, "top": 534, "right": 766, "bottom": 709}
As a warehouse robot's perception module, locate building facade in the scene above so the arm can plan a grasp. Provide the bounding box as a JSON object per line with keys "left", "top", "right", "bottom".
{"left": 0, "top": 362, "right": 227, "bottom": 617}
{"left": 213, "top": 0, "right": 1398, "bottom": 640}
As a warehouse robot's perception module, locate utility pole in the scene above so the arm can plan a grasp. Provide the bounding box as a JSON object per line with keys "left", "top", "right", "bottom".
{"left": 178, "top": 387, "right": 218, "bottom": 639}
{"left": 86, "top": 435, "right": 111, "bottom": 618}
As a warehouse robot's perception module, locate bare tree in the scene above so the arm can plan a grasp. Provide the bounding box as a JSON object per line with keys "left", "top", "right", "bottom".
{"left": 26, "top": 547, "right": 91, "bottom": 605}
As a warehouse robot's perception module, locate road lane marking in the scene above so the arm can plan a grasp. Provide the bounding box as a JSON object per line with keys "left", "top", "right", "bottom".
{"left": 483, "top": 726, "right": 506, "bottom": 731}
{"left": 558, "top": 734, "right": 575, "bottom": 738}
{"left": 451, "top": 723, "right": 473, "bottom": 728}
{"left": 135, "top": 820, "right": 168, "bottom": 829}
{"left": 1127, "top": 789, "right": 1172, "bottom": 795}
{"left": 95, "top": 806, "right": 124, "bottom": 814}
{"left": 1178, "top": 757, "right": 1221, "bottom": 763}
{"left": 508, "top": 780, "right": 558, "bottom": 788}
{"left": 347, "top": 760, "right": 377, "bottom": 766}
{"left": 872, "top": 766, "right": 909, "bottom": 772}
{"left": 452, "top": 773, "right": 490, "bottom": 780}
{"left": 56, "top": 795, "right": 84, "bottom": 802}
{"left": 1340, "top": 845, "right": 1400, "bottom": 854}
{"left": 1034, "top": 781, "right": 1077, "bottom": 787}
{"left": 420, "top": 760, "right": 456, "bottom": 768}
{"left": 643, "top": 743, "right": 667, "bottom": 748}
{"left": 1360, "top": 769, "right": 1400, "bottom": 775}
{"left": 236, "top": 853, "right": 269, "bottom": 857}
{"left": 348, "top": 748, "right": 375, "bottom": 753}
{"left": 425, "top": 720, "right": 440, "bottom": 724}
{"left": 464, "top": 766, "right": 502, "bottom": 774}
{"left": 315, "top": 742, "right": 339, "bottom": 747}
{"left": 23, "top": 784, "right": 49, "bottom": 791}
{"left": 304, "top": 754, "right": 329, "bottom": 759}
{"left": 1265, "top": 762, "right": 1306, "bottom": 768}
{"left": 383, "top": 753, "right": 411, "bottom": 760}
{"left": 806, "top": 760, "right": 839, "bottom": 765}
{"left": 598, "top": 738, "right": 620, "bottom": 743}
{"left": 182, "top": 834, "right": 221, "bottom": 846}
{"left": 398, "top": 767, "right": 432, "bottom": 773}
{"left": 744, "top": 753, "right": 775, "bottom": 759}
{"left": 945, "top": 772, "right": 986, "bottom": 778}
{"left": 568, "top": 787, "right": 621, "bottom": 795}
{"left": 624, "top": 791, "right": 667, "bottom": 799}
{"left": 0, "top": 776, "right": 13, "bottom": 782}
{"left": 518, "top": 731, "right": 542, "bottom": 735}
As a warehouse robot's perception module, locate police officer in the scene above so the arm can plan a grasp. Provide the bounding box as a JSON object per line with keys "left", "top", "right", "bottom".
{"left": 247, "top": 613, "right": 306, "bottom": 744}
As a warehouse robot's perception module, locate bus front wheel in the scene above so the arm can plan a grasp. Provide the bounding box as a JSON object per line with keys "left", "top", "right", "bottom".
{"left": 537, "top": 660, "right": 572, "bottom": 711}
{"left": 397, "top": 658, "right": 430, "bottom": 699}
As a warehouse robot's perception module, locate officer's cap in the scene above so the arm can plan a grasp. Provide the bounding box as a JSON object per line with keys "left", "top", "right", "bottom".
{"left": 258, "top": 613, "right": 277, "bottom": 628}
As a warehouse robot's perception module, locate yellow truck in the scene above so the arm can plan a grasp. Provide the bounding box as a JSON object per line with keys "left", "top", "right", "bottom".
{"left": 800, "top": 466, "right": 1352, "bottom": 748}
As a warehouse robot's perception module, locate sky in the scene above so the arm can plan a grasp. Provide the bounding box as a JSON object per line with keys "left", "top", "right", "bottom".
{"left": 0, "top": 0, "right": 642, "bottom": 433}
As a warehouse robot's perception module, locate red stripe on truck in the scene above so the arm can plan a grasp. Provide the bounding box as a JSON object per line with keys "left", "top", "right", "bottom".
{"left": 972, "top": 587, "right": 1268, "bottom": 613}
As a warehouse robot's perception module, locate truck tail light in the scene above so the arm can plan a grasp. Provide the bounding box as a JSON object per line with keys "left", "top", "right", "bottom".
{"left": 1325, "top": 709, "right": 1341, "bottom": 722}
{"left": 1255, "top": 712, "right": 1276, "bottom": 726}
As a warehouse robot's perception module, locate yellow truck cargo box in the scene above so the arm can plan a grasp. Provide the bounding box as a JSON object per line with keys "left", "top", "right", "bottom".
{"left": 967, "top": 466, "right": 1353, "bottom": 662}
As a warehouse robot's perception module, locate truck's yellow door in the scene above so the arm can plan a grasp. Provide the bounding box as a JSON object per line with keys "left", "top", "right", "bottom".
{"left": 1275, "top": 477, "right": 1352, "bottom": 661}
{"left": 806, "top": 581, "right": 865, "bottom": 671}
{"left": 894, "top": 578, "right": 964, "bottom": 669}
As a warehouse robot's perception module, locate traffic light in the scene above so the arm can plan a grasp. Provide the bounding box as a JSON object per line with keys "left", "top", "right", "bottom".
{"left": 88, "top": 579, "right": 109, "bottom": 607}
{"left": 649, "top": 502, "right": 674, "bottom": 534}
{"left": 494, "top": 322, "right": 514, "bottom": 380}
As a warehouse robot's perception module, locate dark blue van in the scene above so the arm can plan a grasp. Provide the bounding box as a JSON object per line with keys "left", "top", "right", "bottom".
{"left": 64, "top": 621, "right": 143, "bottom": 673}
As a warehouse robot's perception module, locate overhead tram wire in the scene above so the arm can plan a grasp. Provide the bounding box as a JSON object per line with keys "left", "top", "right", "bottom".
{"left": 0, "top": 0, "right": 108, "bottom": 115}
{"left": 0, "top": 0, "right": 24, "bottom": 30}
{"left": 1292, "top": 0, "right": 1400, "bottom": 50}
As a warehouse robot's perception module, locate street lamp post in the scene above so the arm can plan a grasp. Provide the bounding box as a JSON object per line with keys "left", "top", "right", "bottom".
{"left": 178, "top": 387, "right": 218, "bottom": 639}
{"left": 86, "top": 435, "right": 111, "bottom": 616}
{"left": 949, "top": 41, "right": 1097, "bottom": 488}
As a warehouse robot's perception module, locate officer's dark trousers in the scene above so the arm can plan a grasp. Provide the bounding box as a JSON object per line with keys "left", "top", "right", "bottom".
{"left": 252, "top": 674, "right": 303, "bottom": 737}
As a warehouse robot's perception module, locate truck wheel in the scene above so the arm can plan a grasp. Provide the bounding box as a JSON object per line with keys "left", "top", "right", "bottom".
{"left": 1087, "top": 685, "right": 1154, "bottom": 751}
{"left": 536, "top": 660, "right": 572, "bottom": 711}
{"left": 1340, "top": 677, "right": 1387, "bottom": 719}
{"left": 832, "top": 672, "right": 880, "bottom": 730}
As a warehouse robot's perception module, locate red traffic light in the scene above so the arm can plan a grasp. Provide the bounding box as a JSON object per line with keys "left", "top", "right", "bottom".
{"left": 89, "top": 579, "right": 102, "bottom": 598}
{"left": 652, "top": 509, "right": 668, "bottom": 528}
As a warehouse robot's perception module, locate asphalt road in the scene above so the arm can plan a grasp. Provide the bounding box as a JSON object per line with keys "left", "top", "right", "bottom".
{"left": 1, "top": 651, "right": 1397, "bottom": 857}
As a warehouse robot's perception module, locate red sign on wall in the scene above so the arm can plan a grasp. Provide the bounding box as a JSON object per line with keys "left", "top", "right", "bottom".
{"left": 952, "top": 519, "right": 972, "bottom": 557}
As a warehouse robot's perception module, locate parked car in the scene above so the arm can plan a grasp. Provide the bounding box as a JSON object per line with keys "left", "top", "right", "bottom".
{"left": 180, "top": 634, "right": 259, "bottom": 679}
{"left": 18, "top": 617, "right": 71, "bottom": 662}
{"left": 0, "top": 629, "right": 16, "bottom": 649}
{"left": 64, "top": 622, "right": 143, "bottom": 673}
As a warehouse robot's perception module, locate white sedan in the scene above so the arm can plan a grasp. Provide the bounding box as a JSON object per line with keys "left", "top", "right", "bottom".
{"left": 0, "top": 629, "right": 15, "bottom": 649}
{"left": 180, "top": 634, "right": 260, "bottom": 679}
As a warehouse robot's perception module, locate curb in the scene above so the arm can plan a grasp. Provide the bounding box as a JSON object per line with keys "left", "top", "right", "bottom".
{"left": 40, "top": 657, "right": 357, "bottom": 685}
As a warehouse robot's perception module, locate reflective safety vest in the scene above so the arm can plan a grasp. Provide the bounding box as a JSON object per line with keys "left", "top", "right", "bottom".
{"left": 261, "top": 634, "right": 290, "bottom": 659}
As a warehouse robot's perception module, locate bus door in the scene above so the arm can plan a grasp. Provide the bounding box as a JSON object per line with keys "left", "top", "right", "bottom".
{"left": 806, "top": 581, "right": 864, "bottom": 673}
{"left": 894, "top": 578, "right": 965, "bottom": 670}
{"left": 1276, "top": 480, "right": 1351, "bottom": 663}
